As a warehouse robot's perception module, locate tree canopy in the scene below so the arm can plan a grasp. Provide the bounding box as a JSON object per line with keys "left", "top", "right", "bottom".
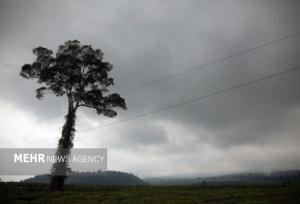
{"left": 20, "top": 40, "right": 126, "bottom": 116}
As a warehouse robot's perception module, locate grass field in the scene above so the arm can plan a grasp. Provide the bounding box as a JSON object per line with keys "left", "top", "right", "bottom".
{"left": 1, "top": 182, "right": 300, "bottom": 204}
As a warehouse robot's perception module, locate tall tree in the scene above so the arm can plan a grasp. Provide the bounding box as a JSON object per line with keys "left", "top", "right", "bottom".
{"left": 20, "top": 40, "right": 126, "bottom": 191}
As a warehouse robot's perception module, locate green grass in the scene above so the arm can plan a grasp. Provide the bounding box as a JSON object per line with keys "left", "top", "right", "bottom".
{"left": 1, "top": 182, "right": 300, "bottom": 204}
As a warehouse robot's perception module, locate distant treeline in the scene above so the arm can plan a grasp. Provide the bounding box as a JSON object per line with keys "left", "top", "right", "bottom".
{"left": 145, "top": 170, "right": 300, "bottom": 186}
{"left": 20, "top": 170, "right": 300, "bottom": 186}
{"left": 23, "top": 170, "right": 145, "bottom": 186}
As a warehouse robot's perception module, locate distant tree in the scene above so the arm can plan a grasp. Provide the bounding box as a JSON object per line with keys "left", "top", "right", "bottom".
{"left": 20, "top": 40, "right": 126, "bottom": 191}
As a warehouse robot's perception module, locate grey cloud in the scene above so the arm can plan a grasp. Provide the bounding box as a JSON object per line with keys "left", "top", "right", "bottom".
{"left": 105, "top": 121, "right": 168, "bottom": 149}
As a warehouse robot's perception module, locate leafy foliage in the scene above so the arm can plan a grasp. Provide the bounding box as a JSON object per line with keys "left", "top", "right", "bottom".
{"left": 20, "top": 40, "right": 126, "bottom": 116}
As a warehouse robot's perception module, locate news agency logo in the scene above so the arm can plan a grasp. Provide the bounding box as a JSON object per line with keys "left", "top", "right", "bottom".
{"left": 14, "top": 153, "right": 105, "bottom": 163}
{"left": 0, "top": 148, "right": 107, "bottom": 175}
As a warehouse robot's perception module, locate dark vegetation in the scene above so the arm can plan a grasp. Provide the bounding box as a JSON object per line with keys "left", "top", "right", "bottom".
{"left": 1, "top": 170, "right": 299, "bottom": 203}
{"left": 1, "top": 182, "right": 300, "bottom": 204}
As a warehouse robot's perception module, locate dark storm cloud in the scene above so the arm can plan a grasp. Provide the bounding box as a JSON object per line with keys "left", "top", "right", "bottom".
{"left": 1, "top": 0, "right": 300, "bottom": 177}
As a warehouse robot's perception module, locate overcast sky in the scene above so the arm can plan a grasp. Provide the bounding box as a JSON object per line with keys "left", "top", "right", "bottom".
{"left": 1, "top": 0, "right": 300, "bottom": 180}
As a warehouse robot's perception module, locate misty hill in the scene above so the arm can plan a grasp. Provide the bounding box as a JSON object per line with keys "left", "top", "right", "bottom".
{"left": 23, "top": 171, "right": 145, "bottom": 186}
{"left": 145, "top": 170, "right": 300, "bottom": 185}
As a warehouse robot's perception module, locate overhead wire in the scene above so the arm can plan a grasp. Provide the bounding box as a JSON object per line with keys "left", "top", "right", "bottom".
{"left": 77, "top": 65, "right": 300, "bottom": 133}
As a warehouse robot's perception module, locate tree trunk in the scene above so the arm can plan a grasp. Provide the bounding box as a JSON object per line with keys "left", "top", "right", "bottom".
{"left": 50, "top": 104, "right": 76, "bottom": 191}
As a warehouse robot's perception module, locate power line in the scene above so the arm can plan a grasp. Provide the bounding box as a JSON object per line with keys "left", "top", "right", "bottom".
{"left": 119, "top": 31, "right": 300, "bottom": 95}
{"left": 2, "top": 30, "right": 300, "bottom": 133}
{"left": 77, "top": 65, "right": 300, "bottom": 133}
